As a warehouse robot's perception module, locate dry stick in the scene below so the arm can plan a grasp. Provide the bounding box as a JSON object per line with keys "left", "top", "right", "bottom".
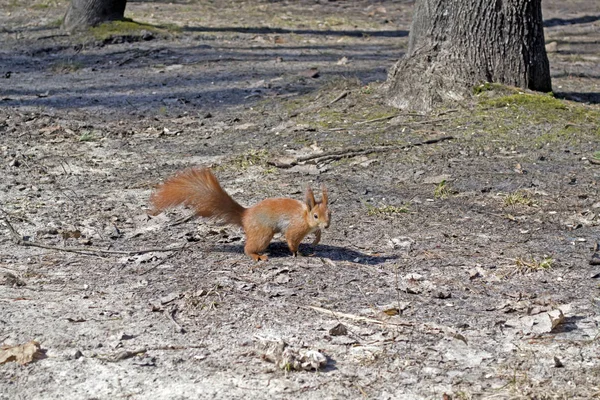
{"left": 2, "top": 217, "right": 184, "bottom": 257}
{"left": 292, "top": 136, "right": 454, "bottom": 166}
{"left": 167, "top": 305, "right": 185, "bottom": 334}
{"left": 138, "top": 244, "right": 187, "bottom": 276}
{"left": 436, "top": 108, "right": 459, "bottom": 116}
{"left": 400, "top": 117, "right": 450, "bottom": 125}
{"left": 168, "top": 213, "right": 196, "bottom": 227}
{"left": 308, "top": 305, "right": 463, "bottom": 338}
{"left": 355, "top": 114, "right": 398, "bottom": 125}
{"left": 306, "top": 305, "right": 414, "bottom": 327}
{"left": 327, "top": 90, "right": 349, "bottom": 106}
{"left": 95, "top": 344, "right": 208, "bottom": 362}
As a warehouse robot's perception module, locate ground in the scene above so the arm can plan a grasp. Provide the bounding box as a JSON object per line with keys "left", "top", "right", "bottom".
{"left": 1, "top": 1, "right": 600, "bottom": 399}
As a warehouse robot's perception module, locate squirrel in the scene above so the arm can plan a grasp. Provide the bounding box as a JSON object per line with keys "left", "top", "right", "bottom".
{"left": 149, "top": 167, "right": 330, "bottom": 261}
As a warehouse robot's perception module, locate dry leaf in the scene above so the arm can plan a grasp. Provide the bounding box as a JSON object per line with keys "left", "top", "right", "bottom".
{"left": 256, "top": 337, "right": 327, "bottom": 371}
{"left": 0, "top": 341, "right": 44, "bottom": 365}
{"left": 299, "top": 68, "right": 319, "bottom": 78}
{"left": 505, "top": 308, "right": 565, "bottom": 334}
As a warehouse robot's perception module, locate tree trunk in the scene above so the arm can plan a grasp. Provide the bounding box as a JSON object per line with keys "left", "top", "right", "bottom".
{"left": 385, "top": 0, "right": 551, "bottom": 112}
{"left": 62, "top": 0, "right": 127, "bottom": 32}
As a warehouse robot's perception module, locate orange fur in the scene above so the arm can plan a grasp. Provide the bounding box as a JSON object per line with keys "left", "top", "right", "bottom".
{"left": 150, "top": 167, "right": 331, "bottom": 261}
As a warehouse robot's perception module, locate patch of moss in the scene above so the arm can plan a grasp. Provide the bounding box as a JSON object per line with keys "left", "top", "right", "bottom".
{"left": 456, "top": 85, "right": 600, "bottom": 152}
{"left": 30, "top": 2, "right": 50, "bottom": 10}
{"left": 89, "top": 19, "right": 178, "bottom": 41}
{"left": 46, "top": 18, "right": 63, "bottom": 29}
{"left": 480, "top": 92, "right": 566, "bottom": 111}
{"left": 533, "top": 124, "right": 580, "bottom": 146}
{"left": 473, "top": 82, "right": 506, "bottom": 95}
{"left": 502, "top": 191, "right": 535, "bottom": 207}
{"left": 229, "top": 149, "right": 270, "bottom": 170}
{"left": 366, "top": 204, "right": 409, "bottom": 216}
{"left": 433, "top": 180, "right": 455, "bottom": 199}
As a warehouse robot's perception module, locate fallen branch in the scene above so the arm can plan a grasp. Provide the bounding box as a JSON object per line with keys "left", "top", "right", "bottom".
{"left": 269, "top": 136, "right": 453, "bottom": 168}
{"left": 2, "top": 217, "right": 184, "bottom": 257}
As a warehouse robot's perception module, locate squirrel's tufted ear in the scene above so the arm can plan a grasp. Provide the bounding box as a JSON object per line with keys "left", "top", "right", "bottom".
{"left": 305, "top": 186, "right": 316, "bottom": 208}
{"left": 321, "top": 184, "right": 328, "bottom": 205}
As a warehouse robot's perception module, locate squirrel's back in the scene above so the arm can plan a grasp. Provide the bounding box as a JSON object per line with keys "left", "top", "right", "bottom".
{"left": 150, "top": 168, "right": 245, "bottom": 226}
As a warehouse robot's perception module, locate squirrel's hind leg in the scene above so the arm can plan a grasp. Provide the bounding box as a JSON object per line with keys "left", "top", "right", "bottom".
{"left": 244, "top": 228, "right": 274, "bottom": 262}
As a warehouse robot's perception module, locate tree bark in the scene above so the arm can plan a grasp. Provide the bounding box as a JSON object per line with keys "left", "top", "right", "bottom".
{"left": 385, "top": 0, "right": 551, "bottom": 112}
{"left": 62, "top": 0, "right": 127, "bottom": 32}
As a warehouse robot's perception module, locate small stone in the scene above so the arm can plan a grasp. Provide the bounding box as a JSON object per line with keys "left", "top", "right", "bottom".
{"left": 553, "top": 356, "right": 564, "bottom": 368}
{"left": 329, "top": 323, "right": 348, "bottom": 336}
{"left": 434, "top": 289, "right": 452, "bottom": 299}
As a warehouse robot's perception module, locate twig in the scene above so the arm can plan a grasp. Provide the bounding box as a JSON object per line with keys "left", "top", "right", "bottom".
{"left": 2, "top": 217, "right": 184, "bottom": 257}
{"left": 138, "top": 244, "right": 187, "bottom": 275}
{"left": 355, "top": 114, "right": 398, "bottom": 125}
{"left": 401, "top": 117, "right": 449, "bottom": 125}
{"left": 168, "top": 213, "right": 196, "bottom": 227}
{"left": 327, "top": 90, "right": 349, "bottom": 106}
{"left": 306, "top": 305, "right": 413, "bottom": 327}
{"left": 290, "top": 136, "right": 454, "bottom": 166}
{"left": 96, "top": 348, "right": 147, "bottom": 362}
{"left": 436, "top": 108, "right": 459, "bottom": 116}
{"left": 167, "top": 305, "right": 185, "bottom": 334}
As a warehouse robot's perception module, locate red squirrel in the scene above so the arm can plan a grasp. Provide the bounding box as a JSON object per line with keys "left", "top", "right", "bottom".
{"left": 150, "top": 168, "right": 330, "bottom": 261}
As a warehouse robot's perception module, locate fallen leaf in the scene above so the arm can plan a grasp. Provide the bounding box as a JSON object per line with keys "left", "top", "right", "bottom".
{"left": 256, "top": 337, "right": 327, "bottom": 371}
{"left": 0, "top": 341, "right": 44, "bottom": 365}
{"left": 299, "top": 68, "right": 319, "bottom": 78}
{"left": 505, "top": 308, "right": 565, "bottom": 334}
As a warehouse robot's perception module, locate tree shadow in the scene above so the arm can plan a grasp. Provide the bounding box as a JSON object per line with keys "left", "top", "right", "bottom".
{"left": 554, "top": 91, "right": 600, "bottom": 104}
{"left": 181, "top": 25, "right": 408, "bottom": 38}
{"left": 0, "top": 37, "right": 396, "bottom": 111}
{"left": 544, "top": 15, "right": 600, "bottom": 27}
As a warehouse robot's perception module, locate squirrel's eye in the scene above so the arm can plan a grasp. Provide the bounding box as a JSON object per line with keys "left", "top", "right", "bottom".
{"left": 313, "top": 213, "right": 318, "bottom": 219}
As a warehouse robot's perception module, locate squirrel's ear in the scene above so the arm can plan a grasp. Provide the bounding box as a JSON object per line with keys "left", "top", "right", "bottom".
{"left": 321, "top": 184, "right": 328, "bottom": 205}
{"left": 305, "top": 186, "right": 316, "bottom": 208}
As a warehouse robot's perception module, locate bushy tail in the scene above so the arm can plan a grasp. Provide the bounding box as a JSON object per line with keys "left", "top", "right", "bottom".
{"left": 150, "top": 168, "right": 245, "bottom": 226}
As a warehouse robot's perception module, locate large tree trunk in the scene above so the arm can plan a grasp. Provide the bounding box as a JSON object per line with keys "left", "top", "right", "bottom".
{"left": 385, "top": 0, "right": 551, "bottom": 112}
{"left": 62, "top": 0, "right": 127, "bottom": 32}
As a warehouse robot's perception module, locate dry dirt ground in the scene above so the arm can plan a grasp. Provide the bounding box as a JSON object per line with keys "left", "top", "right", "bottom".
{"left": 1, "top": 1, "right": 600, "bottom": 399}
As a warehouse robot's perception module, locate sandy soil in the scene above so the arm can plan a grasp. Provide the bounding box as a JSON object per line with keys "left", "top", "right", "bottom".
{"left": 1, "top": 1, "right": 599, "bottom": 399}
